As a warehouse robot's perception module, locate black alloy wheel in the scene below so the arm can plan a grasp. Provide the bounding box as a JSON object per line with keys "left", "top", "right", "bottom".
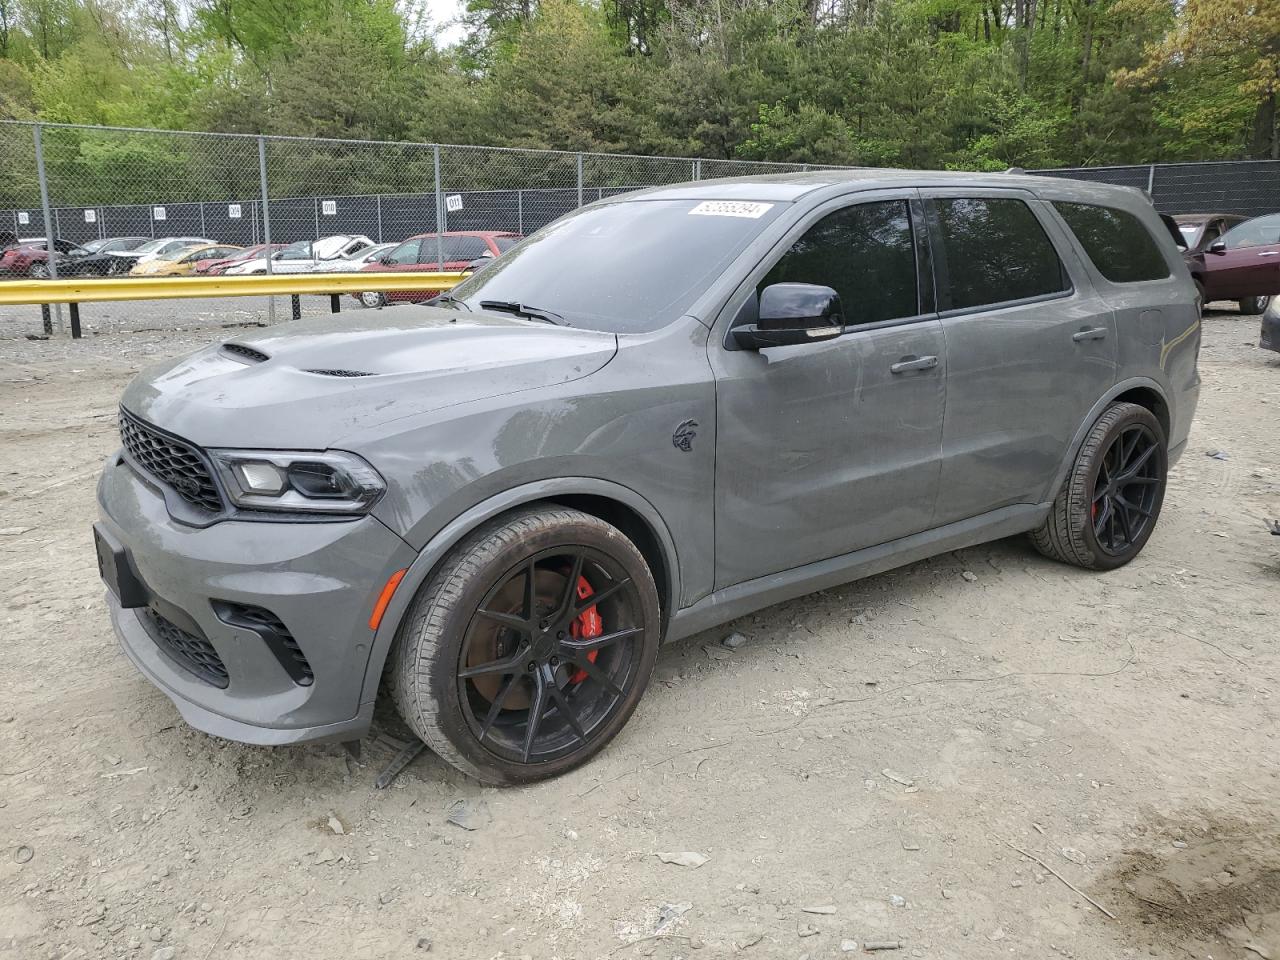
{"left": 1091, "top": 423, "right": 1162, "bottom": 557}
{"left": 457, "top": 546, "right": 645, "bottom": 765}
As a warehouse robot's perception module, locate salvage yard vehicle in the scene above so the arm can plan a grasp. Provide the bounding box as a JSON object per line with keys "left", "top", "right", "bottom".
{"left": 0, "top": 237, "right": 89, "bottom": 277}
{"left": 195, "top": 244, "right": 285, "bottom": 276}
{"left": 1187, "top": 211, "right": 1280, "bottom": 314}
{"left": 95, "top": 171, "right": 1200, "bottom": 785}
{"left": 224, "top": 235, "right": 373, "bottom": 275}
{"left": 71, "top": 236, "right": 215, "bottom": 276}
{"left": 1261, "top": 297, "right": 1280, "bottom": 355}
{"left": 360, "top": 230, "right": 520, "bottom": 303}
{"left": 130, "top": 244, "right": 244, "bottom": 277}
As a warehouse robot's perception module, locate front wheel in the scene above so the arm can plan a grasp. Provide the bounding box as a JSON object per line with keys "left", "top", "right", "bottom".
{"left": 1031, "top": 402, "right": 1167, "bottom": 570}
{"left": 1239, "top": 295, "right": 1269, "bottom": 315}
{"left": 29, "top": 261, "right": 49, "bottom": 279}
{"left": 389, "top": 507, "right": 661, "bottom": 785}
{"left": 358, "top": 291, "right": 385, "bottom": 308}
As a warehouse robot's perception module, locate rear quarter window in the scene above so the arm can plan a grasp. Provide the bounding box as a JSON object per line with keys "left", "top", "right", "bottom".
{"left": 1053, "top": 202, "right": 1171, "bottom": 283}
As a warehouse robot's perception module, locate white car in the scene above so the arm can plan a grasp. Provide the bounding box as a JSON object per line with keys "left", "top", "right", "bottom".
{"left": 224, "top": 235, "right": 374, "bottom": 275}
{"left": 310, "top": 242, "right": 397, "bottom": 274}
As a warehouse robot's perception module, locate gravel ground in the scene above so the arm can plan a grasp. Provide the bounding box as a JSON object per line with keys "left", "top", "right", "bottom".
{"left": 1, "top": 306, "right": 1278, "bottom": 960}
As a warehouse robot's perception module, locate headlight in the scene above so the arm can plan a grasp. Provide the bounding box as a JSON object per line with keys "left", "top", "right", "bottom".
{"left": 208, "top": 449, "right": 385, "bottom": 515}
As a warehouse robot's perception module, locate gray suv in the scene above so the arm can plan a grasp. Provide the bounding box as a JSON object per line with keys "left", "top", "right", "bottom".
{"left": 94, "top": 171, "right": 1201, "bottom": 784}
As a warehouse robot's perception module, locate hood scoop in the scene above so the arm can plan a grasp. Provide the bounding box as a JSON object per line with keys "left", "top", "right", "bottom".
{"left": 304, "top": 368, "right": 375, "bottom": 378}
{"left": 223, "top": 343, "right": 270, "bottom": 363}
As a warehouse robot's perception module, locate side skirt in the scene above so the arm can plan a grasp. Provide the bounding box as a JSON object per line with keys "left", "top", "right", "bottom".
{"left": 666, "top": 502, "right": 1050, "bottom": 643}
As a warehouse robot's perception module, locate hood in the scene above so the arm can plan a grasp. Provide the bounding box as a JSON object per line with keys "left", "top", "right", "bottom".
{"left": 226, "top": 259, "right": 267, "bottom": 274}
{"left": 120, "top": 306, "right": 618, "bottom": 449}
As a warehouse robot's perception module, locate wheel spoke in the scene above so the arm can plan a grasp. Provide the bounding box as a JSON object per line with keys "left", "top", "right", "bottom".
{"left": 1116, "top": 499, "right": 1134, "bottom": 545}
{"left": 1120, "top": 427, "right": 1141, "bottom": 465}
{"left": 1093, "top": 497, "right": 1112, "bottom": 539}
{"left": 478, "top": 672, "right": 522, "bottom": 743}
{"left": 520, "top": 671, "right": 547, "bottom": 763}
{"left": 1115, "top": 494, "right": 1152, "bottom": 520}
{"left": 546, "top": 680, "right": 587, "bottom": 744}
{"left": 555, "top": 551, "right": 585, "bottom": 618}
{"left": 571, "top": 653, "right": 627, "bottom": 698}
{"left": 574, "top": 577, "right": 630, "bottom": 615}
{"left": 562, "top": 625, "right": 642, "bottom": 654}
{"left": 1115, "top": 443, "right": 1156, "bottom": 482}
{"left": 459, "top": 649, "right": 527, "bottom": 679}
{"left": 475, "top": 607, "right": 530, "bottom": 633}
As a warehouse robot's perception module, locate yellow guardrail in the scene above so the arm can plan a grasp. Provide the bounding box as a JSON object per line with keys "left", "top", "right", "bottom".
{"left": 0, "top": 271, "right": 466, "bottom": 306}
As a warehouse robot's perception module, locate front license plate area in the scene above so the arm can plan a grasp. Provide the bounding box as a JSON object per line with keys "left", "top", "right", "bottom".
{"left": 93, "top": 523, "right": 148, "bottom": 609}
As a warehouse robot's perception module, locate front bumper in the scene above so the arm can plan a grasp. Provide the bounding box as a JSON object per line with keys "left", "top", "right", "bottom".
{"left": 97, "top": 450, "right": 418, "bottom": 744}
{"left": 1262, "top": 309, "right": 1280, "bottom": 354}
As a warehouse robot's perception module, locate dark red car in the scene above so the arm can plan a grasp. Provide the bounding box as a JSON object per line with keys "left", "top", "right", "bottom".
{"left": 360, "top": 231, "right": 520, "bottom": 303}
{"left": 1186, "top": 212, "right": 1280, "bottom": 314}
{"left": 0, "top": 238, "right": 89, "bottom": 278}
{"left": 195, "top": 244, "right": 285, "bottom": 276}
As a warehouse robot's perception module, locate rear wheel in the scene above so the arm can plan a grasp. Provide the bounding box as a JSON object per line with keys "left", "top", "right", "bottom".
{"left": 29, "top": 261, "right": 49, "bottom": 279}
{"left": 1239, "top": 295, "right": 1269, "bottom": 315}
{"left": 389, "top": 507, "right": 661, "bottom": 785}
{"left": 1031, "top": 402, "right": 1167, "bottom": 571}
{"left": 358, "top": 291, "right": 385, "bottom": 308}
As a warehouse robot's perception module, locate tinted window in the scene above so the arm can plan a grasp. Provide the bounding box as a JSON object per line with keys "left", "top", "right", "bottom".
{"left": 934, "top": 198, "right": 1068, "bottom": 310}
{"left": 494, "top": 237, "right": 520, "bottom": 251}
{"left": 762, "top": 200, "right": 918, "bottom": 325}
{"left": 441, "top": 237, "right": 489, "bottom": 261}
{"left": 448, "top": 198, "right": 785, "bottom": 333}
{"left": 1222, "top": 213, "right": 1280, "bottom": 249}
{"left": 1053, "top": 202, "right": 1170, "bottom": 283}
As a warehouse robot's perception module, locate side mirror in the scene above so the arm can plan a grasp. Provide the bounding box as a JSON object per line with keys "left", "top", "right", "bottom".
{"left": 1207, "top": 239, "right": 1227, "bottom": 255}
{"left": 732, "top": 283, "right": 845, "bottom": 350}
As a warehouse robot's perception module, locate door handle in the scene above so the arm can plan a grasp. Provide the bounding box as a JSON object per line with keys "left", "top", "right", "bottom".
{"left": 1072, "top": 327, "right": 1108, "bottom": 342}
{"left": 890, "top": 355, "right": 939, "bottom": 374}
{"left": 1258, "top": 251, "right": 1280, "bottom": 257}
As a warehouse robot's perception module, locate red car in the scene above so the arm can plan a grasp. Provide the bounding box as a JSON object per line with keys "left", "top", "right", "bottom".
{"left": 196, "top": 244, "right": 285, "bottom": 276}
{"left": 0, "top": 238, "right": 89, "bottom": 278}
{"left": 1187, "top": 212, "right": 1280, "bottom": 314}
{"left": 360, "top": 231, "right": 520, "bottom": 303}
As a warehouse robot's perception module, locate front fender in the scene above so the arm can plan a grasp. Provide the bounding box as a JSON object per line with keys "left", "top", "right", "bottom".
{"left": 356, "top": 477, "right": 682, "bottom": 709}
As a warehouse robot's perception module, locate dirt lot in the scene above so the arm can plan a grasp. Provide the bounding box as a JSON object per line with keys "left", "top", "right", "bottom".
{"left": 2, "top": 307, "right": 1278, "bottom": 960}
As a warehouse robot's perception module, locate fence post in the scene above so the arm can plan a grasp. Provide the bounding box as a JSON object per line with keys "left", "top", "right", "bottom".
{"left": 433, "top": 145, "right": 444, "bottom": 268}
{"left": 199, "top": 202, "right": 207, "bottom": 239}
{"left": 258, "top": 136, "right": 275, "bottom": 325}
{"left": 517, "top": 190, "right": 523, "bottom": 235}
{"left": 576, "top": 153, "right": 584, "bottom": 208}
{"left": 33, "top": 123, "right": 63, "bottom": 335}
{"left": 376, "top": 195, "right": 383, "bottom": 243}
{"left": 1147, "top": 164, "right": 1156, "bottom": 196}
{"left": 694, "top": 159, "right": 702, "bottom": 181}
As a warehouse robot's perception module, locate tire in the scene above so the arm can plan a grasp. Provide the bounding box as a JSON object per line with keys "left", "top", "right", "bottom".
{"left": 358, "top": 291, "right": 385, "bottom": 308}
{"left": 29, "top": 261, "right": 49, "bottom": 279}
{"left": 1031, "top": 402, "right": 1168, "bottom": 571}
{"left": 1238, "top": 295, "right": 1269, "bottom": 315}
{"left": 389, "top": 506, "right": 661, "bottom": 785}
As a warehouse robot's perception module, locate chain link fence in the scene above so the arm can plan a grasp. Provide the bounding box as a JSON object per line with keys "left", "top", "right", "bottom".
{"left": 3, "top": 119, "right": 1280, "bottom": 338}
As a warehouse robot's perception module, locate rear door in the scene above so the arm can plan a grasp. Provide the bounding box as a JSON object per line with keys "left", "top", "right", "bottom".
{"left": 924, "top": 191, "right": 1117, "bottom": 525}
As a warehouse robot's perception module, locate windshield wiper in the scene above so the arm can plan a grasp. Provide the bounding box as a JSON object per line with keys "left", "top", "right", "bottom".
{"left": 430, "top": 293, "right": 471, "bottom": 311}
{"left": 478, "top": 300, "right": 567, "bottom": 326}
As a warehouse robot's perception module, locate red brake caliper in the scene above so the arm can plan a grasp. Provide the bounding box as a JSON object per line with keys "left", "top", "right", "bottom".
{"left": 568, "top": 575, "right": 602, "bottom": 684}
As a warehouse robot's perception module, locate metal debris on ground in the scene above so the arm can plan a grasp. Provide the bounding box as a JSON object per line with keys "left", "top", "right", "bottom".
{"left": 446, "top": 798, "right": 492, "bottom": 831}
{"left": 1206, "top": 450, "right": 1230, "bottom": 460}
{"left": 863, "top": 942, "right": 903, "bottom": 952}
{"left": 374, "top": 738, "right": 426, "bottom": 789}
{"left": 13, "top": 844, "right": 33, "bottom": 864}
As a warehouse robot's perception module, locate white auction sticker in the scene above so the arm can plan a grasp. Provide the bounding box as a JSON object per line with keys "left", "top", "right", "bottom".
{"left": 688, "top": 200, "right": 773, "bottom": 219}
{"left": 17, "top": 211, "right": 29, "bottom": 224}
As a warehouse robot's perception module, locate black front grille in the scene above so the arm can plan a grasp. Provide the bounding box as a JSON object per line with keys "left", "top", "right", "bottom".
{"left": 140, "top": 609, "right": 229, "bottom": 688}
{"left": 222, "top": 343, "right": 269, "bottom": 363}
{"left": 213, "top": 602, "right": 314, "bottom": 685}
{"left": 119, "top": 410, "right": 223, "bottom": 514}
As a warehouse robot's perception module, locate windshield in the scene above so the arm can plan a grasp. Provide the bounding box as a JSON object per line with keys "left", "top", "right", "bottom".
{"left": 447, "top": 198, "right": 785, "bottom": 332}
{"left": 82, "top": 238, "right": 109, "bottom": 253}
{"left": 131, "top": 239, "right": 167, "bottom": 255}
{"left": 1223, "top": 213, "right": 1280, "bottom": 250}
{"left": 1178, "top": 225, "right": 1198, "bottom": 239}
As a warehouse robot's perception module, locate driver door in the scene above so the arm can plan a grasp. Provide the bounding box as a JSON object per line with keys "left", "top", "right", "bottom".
{"left": 710, "top": 193, "right": 946, "bottom": 590}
